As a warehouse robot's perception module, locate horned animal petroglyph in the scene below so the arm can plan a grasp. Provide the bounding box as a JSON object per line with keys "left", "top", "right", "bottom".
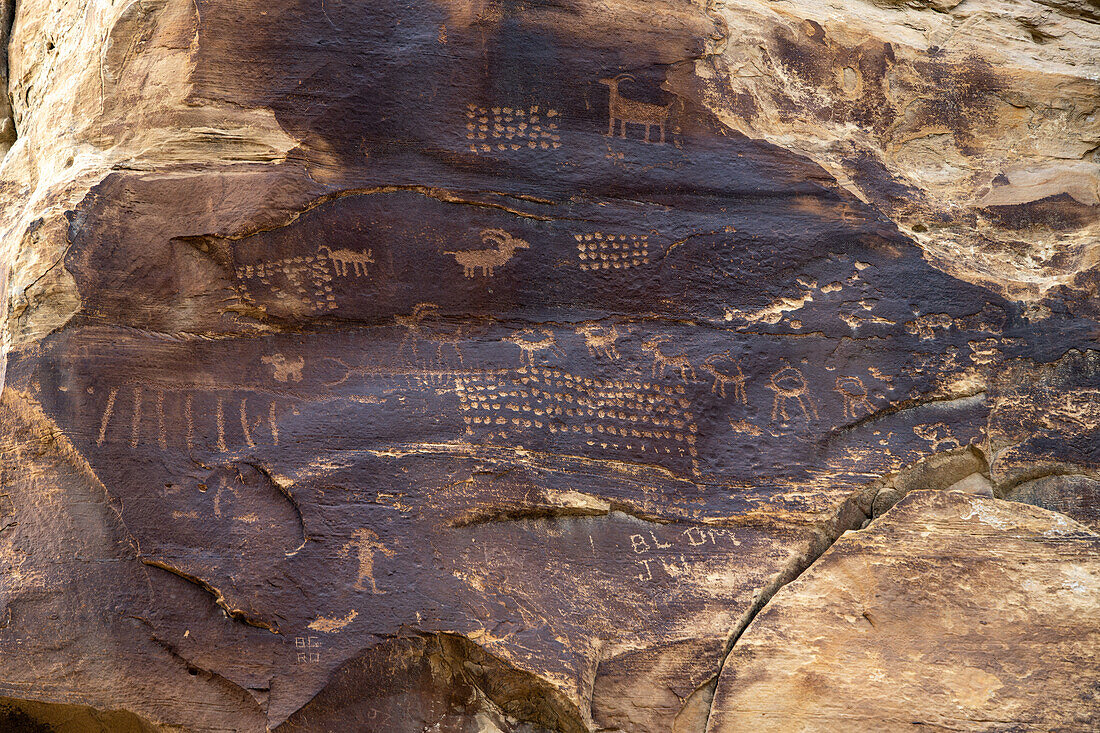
{"left": 599, "top": 74, "right": 676, "bottom": 143}
{"left": 445, "top": 229, "right": 529, "bottom": 277}
{"left": 506, "top": 328, "right": 564, "bottom": 366}
{"left": 576, "top": 324, "right": 621, "bottom": 360}
{"left": 395, "top": 302, "right": 464, "bottom": 366}
{"left": 641, "top": 336, "right": 695, "bottom": 383}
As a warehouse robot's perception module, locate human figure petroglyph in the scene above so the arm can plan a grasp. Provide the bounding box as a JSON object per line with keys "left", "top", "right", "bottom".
{"left": 835, "top": 375, "right": 875, "bottom": 420}
{"left": 262, "top": 354, "right": 304, "bottom": 383}
{"left": 599, "top": 74, "right": 676, "bottom": 144}
{"left": 701, "top": 351, "right": 747, "bottom": 402}
{"left": 317, "top": 246, "right": 374, "bottom": 277}
{"left": 576, "top": 324, "right": 621, "bottom": 360}
{"left": 641, "top": 336, "right": 695, "bottom": 383}
{"left": 506, "top": 328, "right": 565, "bottom": 366}
{"left": 768, "top": 365, "right": 818, "bottom": 423}
{"left": 339, "top": 528, "right": 395, "bottom": 594}
{"left": 395, "top": 302, "right": 465, "bottom": 367}
{"left": 445, "top": 228, "right": 529, "bottom": 278}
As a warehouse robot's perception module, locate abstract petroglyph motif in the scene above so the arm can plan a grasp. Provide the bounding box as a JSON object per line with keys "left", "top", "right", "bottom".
{"left": 575, "top": 232, "right": 650, "bottom": 271}
{"left": 575, "top": 324, "right": 621, "bottom": 361}
{"left": 339, "top": 528, "right": 395, "bottom": 594}
{"left": 914, "top": 422, "right": 961, "bottom": 451}
{"left": 641, "top": 336, "right": 695, "bottom": 383}
{"left": 465, "top": 104, "right": 561, "bottom": 153}
{"left": 456, "top": 368, "right": 699, "bottom": 473}
{"left": 262, "top": 354, "right": 304, "bottom": 383}
{"left": 317, "top": 246, "right": 374, "bottom": 277}
{"left": 235, "top": 254, "right": 336, "bottom": 312}
{"left": 701, "top": 351, "right": 747, "bottom": 403}
{"left": 768, "top": 365, "right": 818, "bottom": 424}
{"left": 445, "top": 229, "right": 529, "bottom": 278}
{"left": 505, "top": 328, "right": 565, "bottom": 367}
{"left": 395, "top": 302, "right": 466, "bottom": 368}
{"left": 835, "top": 375, "right": 874, "bottom": 420}
{"left": 95, "top": 385, "right": 281, "bottom": 453}
{"left": 599, "top": 74, "right": 675, "bottom": 143}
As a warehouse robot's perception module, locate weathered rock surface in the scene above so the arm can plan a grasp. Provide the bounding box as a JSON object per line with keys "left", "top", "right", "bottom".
{"left": 708, "top": 490, "right": 1100, "bottom": 731}
{"left": 0, "top": 0, "right": 1096, "bottom": 731}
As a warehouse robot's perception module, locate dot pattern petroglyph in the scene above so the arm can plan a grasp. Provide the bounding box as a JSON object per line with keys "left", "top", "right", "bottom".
{"left": 465, "top": 105, "right": 561, "bottom": 153}
{"left": 455, "top": 367, "right": 699, "bottom": 473}
{"left": 576, "top": 232, "right": 650, "bottom": 270}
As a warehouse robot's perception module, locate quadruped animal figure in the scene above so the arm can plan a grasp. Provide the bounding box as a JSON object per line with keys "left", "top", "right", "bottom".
{"left": 262, "top": 354, "right": 305, "bottom": 383}
{"left": 576, "top": 324, "right": 621, "bottom": 361}
{"left": 701, "top": 351, "right": 747, "bottom": 403}
{"left": 506, "top": 328, "right": 565, "bottom": 366}
{"left": 768, "top": 364, "right": 818, "bottom": 424}
{"left": 318, "top": 246, "right": 374, "bottom": 277}
{"left": 599, "top": 74, "right": 677, "bottom": 144}
{"left": 445, "top": 228, "right": 529, "bottom": 278}
{"left": 641, "top": 336, "right": 695, "bottom": 383}
{"left": 395, "top": 302, "right": 465, "bottom": 367}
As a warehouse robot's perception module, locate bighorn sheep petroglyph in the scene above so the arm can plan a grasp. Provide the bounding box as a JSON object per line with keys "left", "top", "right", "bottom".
{"left": 641, "top": 336, "right": 695, "bottom": 383}
{"left": 599, "top": 74, "right": 676, "bottom": 143}
{"left": 506, "top": 328, "right": 564, "bottom": 366}
{"left": 395, "top": 302, "right": 465, "bottom": 366}
{"left": 445, "top": 228, "right": 529, "bottom": 277}
{"left": 575, "top": 324, "right": 621, "bottom": 360}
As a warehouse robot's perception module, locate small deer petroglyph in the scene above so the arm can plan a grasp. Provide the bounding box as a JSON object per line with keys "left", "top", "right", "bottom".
{"left": 318, "top": 246, "right": 374, "bottom": 277}
{"left": 701, "top": 351, "right": 747, "bottom": 403}
{"left": 395, "top": 302, "right": 465, "bottom": 366}
{"left": 445, "top": 228, "right": 529, "bottom": 277}
{"left": 262, "top": 354, "right": 305, "bottom": 383}
{"left": 575, "top": 324, "right": 621, "bottom": 360}
{"left": 641, "top": 336, "right": 695, "bottom": 383}
{"left": 599, "top": 74, "right": 677, "bottom": 144}
{"left": 768, "top": 365, "right": 818, "bottom": 423}
{"left": 835, "top": 375, "right": 874, "bottom": 420}
{"left": 506, "top": 328, "right": 564, "bottom": 366}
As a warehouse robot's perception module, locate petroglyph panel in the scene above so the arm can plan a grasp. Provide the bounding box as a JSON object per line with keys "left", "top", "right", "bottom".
{"left": 576, "top": 232, "right": 650, "bottom": 270}
{"left": 465, "top": 104, "right": 561, "bottom": 153}
{"left": 456, "top": 367, "right": 700, "bottom": 475}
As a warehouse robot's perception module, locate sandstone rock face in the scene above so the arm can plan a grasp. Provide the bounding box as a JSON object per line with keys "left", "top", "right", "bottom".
{"left": 0, "top": 0, "right": 1096, "bottom": 731}
{"left": 708, "top": 491, "right": 1100, "bottom": 732}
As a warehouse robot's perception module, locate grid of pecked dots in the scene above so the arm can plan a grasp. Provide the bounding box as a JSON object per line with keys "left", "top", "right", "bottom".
{"left": 466, "top": 104, "right": 562, "bottom": 152}
{"left": 575, "top": 232, "right": 650, "bottom": 270}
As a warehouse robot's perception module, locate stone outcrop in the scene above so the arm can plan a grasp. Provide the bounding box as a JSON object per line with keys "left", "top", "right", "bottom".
{"left": 708, "top": 490, "right": 1100, "bottom": 731}
{"left": 0, "top": 0, "right": 1097, "bottom": 731}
